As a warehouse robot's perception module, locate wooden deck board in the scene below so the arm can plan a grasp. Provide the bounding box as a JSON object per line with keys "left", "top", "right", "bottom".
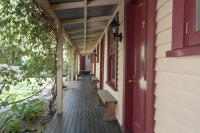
{"left": 44, "top": 75, "right": 122, "bottom": 133}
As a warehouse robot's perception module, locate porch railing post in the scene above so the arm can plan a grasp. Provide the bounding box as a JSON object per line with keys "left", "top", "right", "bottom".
{"left": 56, "top": 28, "right": 64, "bottom": 114}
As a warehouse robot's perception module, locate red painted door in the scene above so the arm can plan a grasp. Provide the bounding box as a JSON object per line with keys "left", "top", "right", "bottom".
{"left": 134, "top": 1, "right": 147, "bottom": 132}
{"left": 80, "top": 56, "right": 85, "bottom": 70}
{"left": 100, "top": 37, "right": 105, "bottom": 89}
{"left": 124, "top": 0, "right": 156, "bottom": 132}
{"left": 125, "top": 0, "right": 147, "bottom": 133}
{"left": 132, "top": 1, "right": 147, "bottom": 133}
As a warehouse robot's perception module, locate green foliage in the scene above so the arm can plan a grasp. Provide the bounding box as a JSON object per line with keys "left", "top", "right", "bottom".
{"left": 0, "top": 0, "right": 55, "bottom": 132}
{"left": 0, "top": 99, "right": 46, "bottom": 132}
{"left": 4, "top": 119, "right": 21, "bottom": 133}
{"left": 0, "top": 112, "right": 21, "bottom": 133}
{"left": 11, "top": 99, "right": 45, "bottom": 121}
{"left": 63, "top": 43, "right": 74, "bottom": 77}
{"left": 0, "top": 78, "right": 51, "bottom": 108}
{"left": 0, "top": 0, "right": 57, "bottom": 89}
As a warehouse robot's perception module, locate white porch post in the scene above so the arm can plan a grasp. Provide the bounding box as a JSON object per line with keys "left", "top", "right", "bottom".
{"left": 56, "top": 30, "right": 64, "bottom": 114}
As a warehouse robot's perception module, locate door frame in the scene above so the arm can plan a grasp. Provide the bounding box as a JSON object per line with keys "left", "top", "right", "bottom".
{"left": 100, "top": 35, "right": 105, "bottom": 90}
{"left": 123, "top": 0, "right": 157, "bottom": 133}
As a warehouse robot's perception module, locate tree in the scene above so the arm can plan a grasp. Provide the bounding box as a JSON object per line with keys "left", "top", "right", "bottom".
{"left": 0, "top": 0, "right": 57, "bottom": 90}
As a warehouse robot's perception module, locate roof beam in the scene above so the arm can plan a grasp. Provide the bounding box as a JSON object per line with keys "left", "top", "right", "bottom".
{"left": 51, "top": 0, "right": 118, "bottom": 11}
{"left": 93, "top": 6, "right": 119, "bottom": 52}
{"left": 71, "top": 34, "right": 101, "bottom": 39}
{"left": 87, "top": 15, "right": 111, "bottom": 22}
{"left": 88, "top": 0, "right": 118, "bottom": 7}
{"left": 71, "top": 34, "right": 101, "bottom": 40}
{"left": 76, "top": 42, "right": 96, "bottom": 46}
{"left": 62, "top": 18, "right": 84, "bottom": 25}
{"left": 51, "top": 1, "right": 84, "bottom": 10}
{"left": 74, "top": 41, "right": 97, "bottom": 44}
{"left": 73, "top": 38, "right": 99, "bottom": 43}
{"left": 84, "top": 0, "right": 87, "bottom": 54}
{"left": 61, "top": 15, "right": 111, "bottom": 25}
{"left": 67, "top": 27, "right": 104, "bottom": 34}
{"left": 75, "top": 42, "right": 96, "bottom": 48}
{"left": 35, "top": 0, "right": 79, "bottom": 54}
{"left": 71, "top": 32, "right": 102, "bottom": 38}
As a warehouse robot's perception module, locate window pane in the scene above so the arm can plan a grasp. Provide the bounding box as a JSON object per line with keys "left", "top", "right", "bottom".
{"left": 196, "top": 0, "right": 200, "bottom": 31}
{"left": 111, "top": 56, "right": 116, "bottom": 80}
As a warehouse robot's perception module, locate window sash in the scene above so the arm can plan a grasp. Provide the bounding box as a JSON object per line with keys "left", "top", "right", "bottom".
{"left": 196, "top": 0, "right": 200, "bottom": 31}
{"left": 107, "top": 28, "right": 118, "bottom": 89}
{"left": 96, "top": 45, "right": 99, "bottom": 63}
{"left": 167, "top": 0, "right": 200, "bottom": 57}
{"left": 186, "top": 0, "right": 200, "bottom": 46}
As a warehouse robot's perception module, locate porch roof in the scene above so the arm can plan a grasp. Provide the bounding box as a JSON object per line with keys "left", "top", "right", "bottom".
{"left": 48, "top": 0, "right": 119, "bottom": 55}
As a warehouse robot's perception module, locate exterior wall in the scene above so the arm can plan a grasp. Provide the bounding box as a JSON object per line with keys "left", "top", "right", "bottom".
{"left": 95, "top": 1, "right": 124, "bottom": 126}
{"left": 95, "top": 61, "right": 100, "bottom": 79}
{"left": 85, "top": 56, "right": 91, "bottom": 71}
{"left": 155, "top": 0, "right": 200, "bottom": 133}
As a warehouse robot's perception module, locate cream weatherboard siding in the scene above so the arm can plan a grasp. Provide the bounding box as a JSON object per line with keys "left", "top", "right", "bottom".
{"left": 95, "top": 1, "right": 124, "bottom": 126}
{"left": 155, "top": 0, "right": 200, "bottom": 133}
{"left": 85, "top": 57, "right": 91, "bottom": 71}
{"left": 95, "top": 61, "right": 100, "bottom": 80}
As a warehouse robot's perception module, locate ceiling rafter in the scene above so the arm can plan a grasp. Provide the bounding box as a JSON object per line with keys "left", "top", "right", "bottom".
{"left": 74, "top": 42, "right": 98, "bottom": 47}
{"left": 75, "top": 42, "right": 96, "bottom": 47}
{"left": 46, "top": 0, "right": 119, "bottom": 55}
{"left": 84, "top": 0, "right": 87, "bottom": 54}
{"left": 73, "top": 38, "right": 99, "bottom": 43}
{"left": 61, "top": 15, "right": 111, "bottom": 25}
{"left": 71, "top": 32, "right": 101, "bottom": 39}
{"left": 93, "top": 6, "right": 119, "bottom": 52}
{"left": 71, "top": 34, "right": 101, "bottom": 40}
{"left": 35, "top": 0, "right": 79, "bottom": 54}
{"left": 67, "top": 27, "right": 104, "bottom": 34}
{"left": 51, "top": 0, "right": 118, "bottom": 11}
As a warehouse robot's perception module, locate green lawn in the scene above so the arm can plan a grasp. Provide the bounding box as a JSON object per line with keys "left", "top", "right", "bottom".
{"left": 0, "top": 78, "right": 52, "bottom": 105}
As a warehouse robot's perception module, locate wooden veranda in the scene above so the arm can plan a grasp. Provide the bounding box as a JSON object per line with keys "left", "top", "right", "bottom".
{"left": 45, "top": 75, "right": 122, "bottom": 133}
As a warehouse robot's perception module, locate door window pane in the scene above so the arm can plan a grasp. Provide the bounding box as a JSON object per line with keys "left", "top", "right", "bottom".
{"left": 196, "top": 0, "right": 200, "bottom": 31}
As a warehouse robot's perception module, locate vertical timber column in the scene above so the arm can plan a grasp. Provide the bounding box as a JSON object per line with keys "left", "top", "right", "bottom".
{"left": 56, "top": 29, "right": 64, "bottom": 114}
{"left": 71, "top": 50, "right": 75, "bottom": 81}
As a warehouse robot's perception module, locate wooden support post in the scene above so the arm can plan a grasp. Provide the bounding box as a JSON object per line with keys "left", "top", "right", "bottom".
{"left": 56, "top": 29, "right": 64, "bottom": 114}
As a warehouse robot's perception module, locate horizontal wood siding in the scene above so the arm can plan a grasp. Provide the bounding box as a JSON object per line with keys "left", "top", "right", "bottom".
{"left": 155, "top": 0, "right": 200, "bottom": 133}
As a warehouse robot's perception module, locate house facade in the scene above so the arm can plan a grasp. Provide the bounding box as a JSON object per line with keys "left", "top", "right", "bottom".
{"left": 85, "top": 0, "right": 200, "bottom": 133}
{"left": 37, "top": 0, "right": 200, "bottom": 132}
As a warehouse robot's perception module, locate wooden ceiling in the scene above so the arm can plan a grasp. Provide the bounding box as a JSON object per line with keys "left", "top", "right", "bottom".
{"left": 47, "top": 0, "right": 118, "bottom": 55}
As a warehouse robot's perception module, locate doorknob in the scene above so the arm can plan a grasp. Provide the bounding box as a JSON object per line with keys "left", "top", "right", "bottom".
{"left": 128, "top": 79, "right": 138, "bottom": 83}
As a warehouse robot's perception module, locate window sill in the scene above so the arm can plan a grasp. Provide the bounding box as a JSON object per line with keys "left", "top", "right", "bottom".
{"left": 166, "top": 45, "right": 200, "bottom": 57}
{"left": 105, "top": 81, "right": 118, "bottom": 91}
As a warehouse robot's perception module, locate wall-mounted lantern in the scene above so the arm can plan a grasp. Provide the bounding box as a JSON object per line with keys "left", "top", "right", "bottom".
{"left": 90, "top": 50, "right": 97, "bottom": 63}
{"left": 110, "top": 19, "right": 123, "bottom": 42}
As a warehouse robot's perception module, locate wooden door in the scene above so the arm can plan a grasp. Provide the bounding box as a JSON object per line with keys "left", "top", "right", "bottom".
{"left": 100, "top": 37, "right": 105, "bottom": 89}
{"left": 124, "top": 0, "right": 156, "bottom": 132}
{"left": 80, "top": 56, "right": 85, "bottom": 70}
{"left": 125, "top": 0, "right": 147, "bottom": 133}
{"left": 132, "top": 1, "right": 147, "bottom": 133}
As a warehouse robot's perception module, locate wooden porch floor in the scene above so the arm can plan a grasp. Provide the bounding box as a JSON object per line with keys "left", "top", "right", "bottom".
{"left": 45, "top": 75, "right": 122, "bottom": 133}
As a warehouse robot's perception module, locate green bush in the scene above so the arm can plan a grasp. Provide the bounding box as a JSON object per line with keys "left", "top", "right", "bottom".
{"left": 11, "top": 99, "right": 45, "bottom": 121}
{"left": 0, "top": 99, "right": 46, "bottom": 132}
{"left": 0, "top": 114, "right": 21, "bottom": 133}
{"left": 4, "top": 119, "right": 21, "bottom": 133}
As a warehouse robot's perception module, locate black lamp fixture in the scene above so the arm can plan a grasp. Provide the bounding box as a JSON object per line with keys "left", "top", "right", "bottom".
{"left": 110, "top": 19, "right": 123, "bottom": 42}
